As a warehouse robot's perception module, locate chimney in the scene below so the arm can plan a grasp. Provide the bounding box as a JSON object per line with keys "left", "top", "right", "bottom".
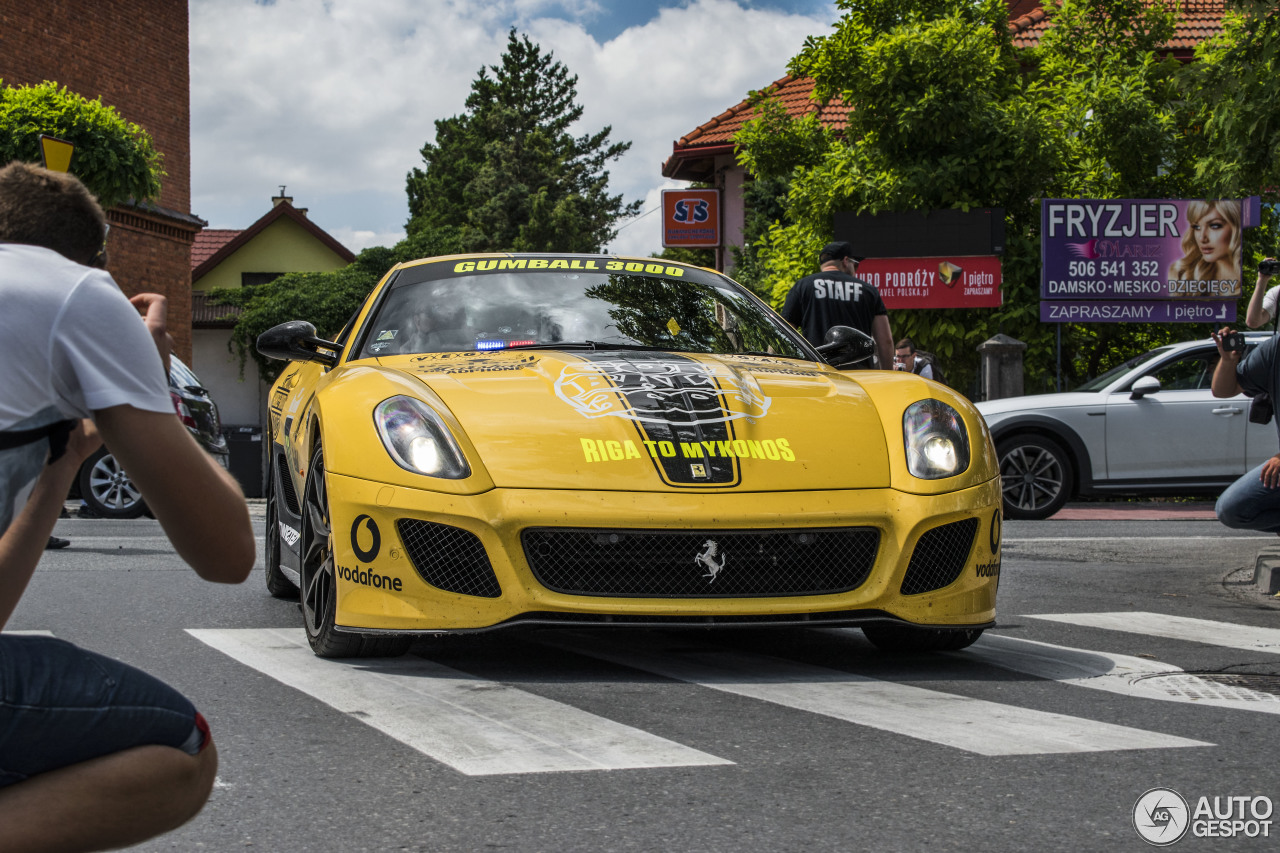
{"left": 271, "top": 185, "right": 307, "bottom": 216}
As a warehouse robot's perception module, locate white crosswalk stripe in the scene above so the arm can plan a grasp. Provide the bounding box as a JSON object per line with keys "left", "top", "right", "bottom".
{"left": 13, "top": 619, "right": 1248, "bottom": 772}
{"left": 955, "top": 635, "right": 1280, "bottom": 713}
{"left": 186, "top": 627, "right": 731, "bottom": 776}
{"left": 537, "top": 635, "right": 1210, "bottom": 756}
{"left": 1025, "top": 612, "right": 1280, "bottom": 653}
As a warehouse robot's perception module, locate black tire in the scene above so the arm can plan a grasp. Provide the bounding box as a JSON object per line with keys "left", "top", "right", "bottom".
{"left": 77, "top": 448, "right": 148, "bottom": 519}
{"left": 299, "top": 446, "right": 409, "bottom": 659}
{"left": 996, "top": 434, "right": 1073, "bottom": 521}
{"left": 264, "top": 467, "right": 299, "bottom": 599}
{"left": 862, "top": 624, "right": 985, "bottom": 652}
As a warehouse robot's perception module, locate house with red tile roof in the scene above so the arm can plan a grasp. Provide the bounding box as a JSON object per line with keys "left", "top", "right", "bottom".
{"left": 189, "top": 193, "right": 354, "bottom": 493}
{"left": 662, "top": 1, "right": 1231, "bottom": 271}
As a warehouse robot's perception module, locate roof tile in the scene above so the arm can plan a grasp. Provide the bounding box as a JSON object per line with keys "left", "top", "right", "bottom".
{"left": 191, "top": 290, "right": 242, "bottom": 328}
{"left": 1010, "top": 0, "right": 1228, "bottom": 50}
{"left": 191, "top": 229, "right": 240, "bottom": 269}
{"left": 673, "top": 75, "right": 848, "bottom": 150}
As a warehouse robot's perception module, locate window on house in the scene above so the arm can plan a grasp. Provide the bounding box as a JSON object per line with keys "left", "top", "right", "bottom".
{"left": 242, "top": 272, "right": 285, "bottom": 288}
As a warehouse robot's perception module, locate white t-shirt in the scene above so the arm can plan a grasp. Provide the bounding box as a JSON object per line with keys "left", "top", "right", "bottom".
{"left": 1263, "top": 285, "right": 1280, "bottom": 326}
{"left": 0, "top": 243, "right": 172, "bottom": 531}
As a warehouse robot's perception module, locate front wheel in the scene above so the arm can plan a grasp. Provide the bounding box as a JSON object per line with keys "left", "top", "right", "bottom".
{"left": 862, "top": 624, "right": 985, "bottom": 652}
{"left": 299, "top": 446, "right": 409, "bottom": 658}
{"left": 996, "top": 434, "right": 1073, "bottom": 520}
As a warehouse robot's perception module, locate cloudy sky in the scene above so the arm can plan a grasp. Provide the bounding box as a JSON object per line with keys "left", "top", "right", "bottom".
{"left": 189, "top": 0, "right": 838, "bottom": 257}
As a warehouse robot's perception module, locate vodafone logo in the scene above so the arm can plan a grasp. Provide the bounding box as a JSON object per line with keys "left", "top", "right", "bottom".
{"left": 350, "top": 514, "right": 381, "bottom": 562}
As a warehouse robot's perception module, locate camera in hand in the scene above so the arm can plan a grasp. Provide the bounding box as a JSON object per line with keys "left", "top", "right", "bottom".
{"left": 1260, "top": 258, "right": 1280, "bottom": 276}
{"left": 1222, "top": 331, "right": 1248, "bottom": 353}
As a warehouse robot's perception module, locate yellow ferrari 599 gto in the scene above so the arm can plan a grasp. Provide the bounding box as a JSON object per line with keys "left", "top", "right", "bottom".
{"left": 257, "top": 253, "right": 1001, "bottom": 657}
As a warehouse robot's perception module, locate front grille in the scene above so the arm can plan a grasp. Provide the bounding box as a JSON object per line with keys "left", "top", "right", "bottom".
{"left": 275, "top": 453, "right": 299, "bottom": 515}
{"left": 523, "top": 527, "right": 879, "bottom": 598}
{"left": 397, "top": 519, "right": 501, "bottom": 598}
{"left": 900, "top": 518, "right": 979, "bottom": 595}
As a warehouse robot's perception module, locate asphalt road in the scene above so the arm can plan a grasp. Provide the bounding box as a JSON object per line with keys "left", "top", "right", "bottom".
{"left": 8, "top": 502, "right": 1280, "bottom": 852}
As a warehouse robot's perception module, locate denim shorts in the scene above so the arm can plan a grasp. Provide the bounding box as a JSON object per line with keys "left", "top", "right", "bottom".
{"left": 0, "top": 635, "right": 204, "bottom": 788}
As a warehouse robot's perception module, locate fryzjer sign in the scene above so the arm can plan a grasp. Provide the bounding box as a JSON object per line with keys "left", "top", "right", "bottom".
{"left": 856, "top": 256, "right": 1002, "bottom": 309}
{"left": 1040, "top": 197, "right": 1260, "bottom": 322}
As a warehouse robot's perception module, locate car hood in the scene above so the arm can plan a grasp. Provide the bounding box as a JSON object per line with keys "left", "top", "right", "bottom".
{"left": 376, "top": 350, "right": 893, "bottom": 491}
{"left": 975, "top": 391, "right": 1104, "bottom": 420}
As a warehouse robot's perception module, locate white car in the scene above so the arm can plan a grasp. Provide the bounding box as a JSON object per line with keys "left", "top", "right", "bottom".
{"left": 976, "top": 333, "right": 1276, "bottom": 519}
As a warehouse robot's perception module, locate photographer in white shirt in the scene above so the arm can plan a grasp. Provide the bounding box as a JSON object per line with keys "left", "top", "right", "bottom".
{"left": 1242, "top": 257, "right": 1279, "bottom": 329}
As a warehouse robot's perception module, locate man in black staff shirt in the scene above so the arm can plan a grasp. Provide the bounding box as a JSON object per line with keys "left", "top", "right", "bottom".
{"left": 781, "top": 241, "right": 894, "bottom": 368}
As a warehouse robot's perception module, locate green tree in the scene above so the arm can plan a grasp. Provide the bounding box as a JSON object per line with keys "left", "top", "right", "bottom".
{"left": 1184, "top": 1, "right": 1280, "bottom": 199}
{"left": 733, "top": 0, "right": 1280, "bottom": 395}
{"left": 0, "top": 80, "right": 163, "bottom": 208}
{"left": 405, "top": 30, "right": 640, "bottom": 254}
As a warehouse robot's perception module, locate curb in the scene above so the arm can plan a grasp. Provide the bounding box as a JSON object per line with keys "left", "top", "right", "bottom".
{"left": 1254, "top": 547, "right": 1280, "bottom": 596}
{"left": 1053, "top": 502, "right": 1218, "bottom": 520}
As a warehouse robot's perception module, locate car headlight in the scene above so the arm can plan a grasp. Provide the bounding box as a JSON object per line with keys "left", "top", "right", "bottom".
{"left": 903, "top": 399, "right": 970, "bottom": 479}
{"left": 374, "top": 396, "right": 470, "bottom": 479}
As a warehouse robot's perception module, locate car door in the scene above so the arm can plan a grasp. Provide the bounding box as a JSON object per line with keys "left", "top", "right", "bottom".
{"left": 1104, "top": 347, "right": 1247, "bottom": 480}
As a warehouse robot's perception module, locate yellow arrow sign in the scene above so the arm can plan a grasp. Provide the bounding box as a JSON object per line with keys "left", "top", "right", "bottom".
{"left": 39, "top": 135, "right": 74, "bottom": 173}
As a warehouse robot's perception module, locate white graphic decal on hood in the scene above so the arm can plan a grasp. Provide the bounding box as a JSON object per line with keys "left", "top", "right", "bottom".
{"left": 554, "top": 360, "right": 770, "bottom": 424}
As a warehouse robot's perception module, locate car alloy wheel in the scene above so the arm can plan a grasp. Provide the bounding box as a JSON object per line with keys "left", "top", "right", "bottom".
{"left": 299, "top": 446, "right": 409, "bottom": 658}
{"left": 996, "top": 435, "right": 1073, "bottom": 521}
{"left": 78, "top": 448, "right": 147, "bottom": 519}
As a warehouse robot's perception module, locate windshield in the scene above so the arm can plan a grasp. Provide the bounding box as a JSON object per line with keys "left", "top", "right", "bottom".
{"left": 358, "top": 260, "right": 810, "bottom": 360}
{"left": 1071, "top": 346, "right": 1177, "bottom": 392}
{"left": 168, "top": 356, "right": 202, "bottom": 389}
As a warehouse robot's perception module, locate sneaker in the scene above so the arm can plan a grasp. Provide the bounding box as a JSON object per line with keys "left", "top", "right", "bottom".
{"left": 46, "top": 536, "right": 70, "bottom": 550}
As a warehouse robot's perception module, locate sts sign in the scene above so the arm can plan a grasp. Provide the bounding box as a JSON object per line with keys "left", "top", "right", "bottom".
{"left": 662, "top": 188, "right": 720, "bottom": 248}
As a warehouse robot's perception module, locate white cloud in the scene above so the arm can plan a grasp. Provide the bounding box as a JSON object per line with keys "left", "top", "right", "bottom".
{"left": 190, "top": 0, "right": 832, "bottom": 259}
{"left": 329, "top": 226, "right": 409, "bottom": 255}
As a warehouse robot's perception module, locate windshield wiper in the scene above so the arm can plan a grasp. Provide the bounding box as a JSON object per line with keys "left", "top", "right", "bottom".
{"left": 735, "top": 351, "right": 813, "bottom": 362}
{"left": 506, "top": 340, "right": 672, "bottom": 352}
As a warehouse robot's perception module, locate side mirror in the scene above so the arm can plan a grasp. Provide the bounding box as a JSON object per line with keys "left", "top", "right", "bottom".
{"left": 1129, "top": 375, "right": 1161, "bottom": 399}
{"left": 256, "top": 321, "right": 341, "bottom": 368}
{"left": 816, "top": 325, "right": 876, "bottom": 368}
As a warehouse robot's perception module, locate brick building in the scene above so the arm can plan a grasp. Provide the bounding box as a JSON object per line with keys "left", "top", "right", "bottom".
{"left": 0, "top": 0, "right": 201, "bottom": 360}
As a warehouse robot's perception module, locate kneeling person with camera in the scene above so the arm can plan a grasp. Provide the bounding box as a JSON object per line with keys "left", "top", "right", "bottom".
{"left": 1212, "top": 323, "right": 1280, "bottom": 532}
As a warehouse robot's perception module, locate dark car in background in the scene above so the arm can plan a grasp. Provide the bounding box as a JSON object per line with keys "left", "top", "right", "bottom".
{"left": 74, "top": 355, "right": 229, "bottom": 518}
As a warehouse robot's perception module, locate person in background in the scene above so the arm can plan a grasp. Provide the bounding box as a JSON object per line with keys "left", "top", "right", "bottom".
{"left": 781, "top": 240, "right": 894, "bottom": 368}
{"left": 1210, "top": 323, "right": 1280, "bottom": 537}
{"left": 894, "top": 337, "right": 935, "bottom": 380}
{"left": 1242, "top": 258, "right": 1278, "bottom": 330}
{"left": 0, "top": 161, "right": 255, "bottom": 853}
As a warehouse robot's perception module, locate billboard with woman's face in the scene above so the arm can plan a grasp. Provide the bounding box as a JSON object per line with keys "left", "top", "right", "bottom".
{"left": 1040, "top": 197, "right": 1259, "bottom": 322}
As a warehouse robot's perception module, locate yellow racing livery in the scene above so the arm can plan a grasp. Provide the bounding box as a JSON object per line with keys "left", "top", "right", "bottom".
{"left": 258, "top": 253, "right": 1001, "bottom": 657}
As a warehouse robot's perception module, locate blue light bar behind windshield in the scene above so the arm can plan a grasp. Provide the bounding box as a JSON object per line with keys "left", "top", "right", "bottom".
{"left": 475, "top": 339, "right": 536, "bottom": 351}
